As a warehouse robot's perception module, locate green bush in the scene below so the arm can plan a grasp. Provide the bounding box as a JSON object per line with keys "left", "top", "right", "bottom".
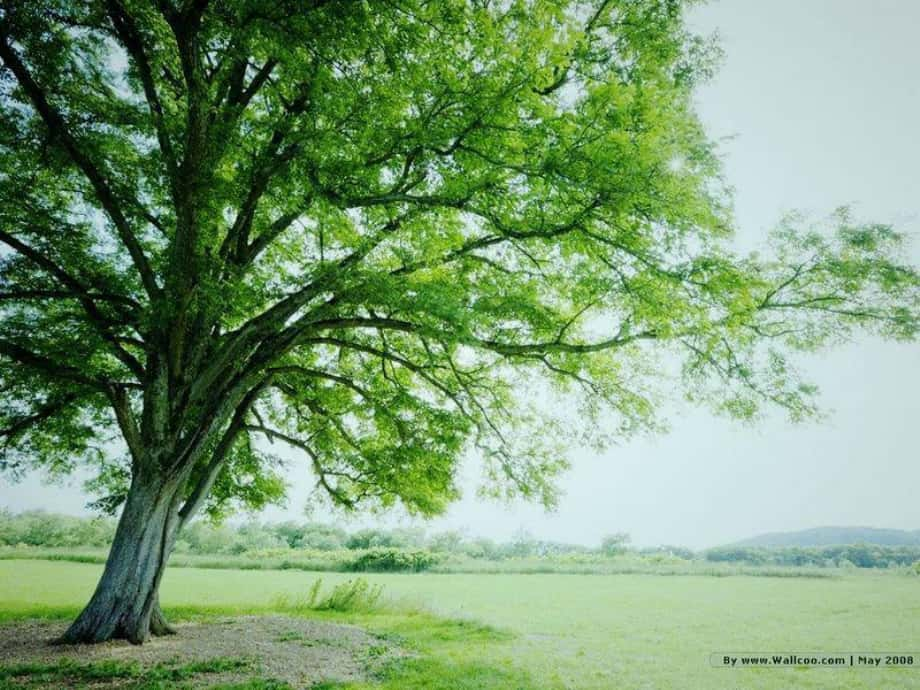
{"left": 272, "top": 578, "right": 383, "bottom": 613}
{"left": 316, "top": 578, "right": 384, "bottom": 611}
{"left": 346, "top": 548, "right": 441, "bottom": 573}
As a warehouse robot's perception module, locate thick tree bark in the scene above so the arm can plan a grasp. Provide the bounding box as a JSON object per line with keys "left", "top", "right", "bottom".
{"left": 58, "top": 371, "right": 251, "bottom": 644}
{"left": 60, "top": 467, "right": 184, "bottom": 644}
{"left": 149, "top": 594, "right": 177, "bottom": 636}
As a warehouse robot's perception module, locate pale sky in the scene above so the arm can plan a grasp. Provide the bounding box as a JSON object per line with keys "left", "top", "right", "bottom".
{"left": 2, "top": 0, "right": 919, "bottom": 549}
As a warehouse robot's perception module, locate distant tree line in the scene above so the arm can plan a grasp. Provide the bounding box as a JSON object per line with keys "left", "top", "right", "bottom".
{"left": 2, "top": 511, "right": 917, "bottom": 570}
{"left": 0, "top": 510, "right": 614, "bottom": 559}
{"left": 0, "top": 510, "right": 116, "bottom": 547}
{"left": 704, "top": 545, "right": 920, "bottom": 569}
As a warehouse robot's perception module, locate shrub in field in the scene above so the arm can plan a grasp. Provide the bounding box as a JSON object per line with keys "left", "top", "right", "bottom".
{"left": 273, "top": 578, "right": 383, "bottom": 613}
{"left": 347, "top": 548, "right": 441, "bottom": 573}
{"left": 316, "top": 579, "right": 384, "bottom": 612}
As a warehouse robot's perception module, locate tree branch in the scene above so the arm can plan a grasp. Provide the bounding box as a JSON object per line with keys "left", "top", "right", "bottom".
{"left": 533, "top": 0, "right": 613, "bottom": 96}
{"left": 300, "top": 316, "right": 657, "bottom": 355}
{"left": 0, "top": 31, "right": 161, "bottom": 299}
{"left": 0, "top": 230, "right": 145, "bottom": 378}
{"left": 105, "top": 0, "right": 180, "bottom": 193}
{"left": 0, "top": 392, "right": 82, "bottom": 446}
{"left": 177, "top": 379, "right": 267, "bottom": 525}
{"left": 0, "top": 289, "right": 140, "bottom": 307}
{"left": 219, "top": 90, "right": 311, "bottom": 267}
{"left": 108, "top": 385, "right": 143, "bottom": 465}
{"left": 245, "top": 421, "right": 361, "bottom": 508}
{"left": 0, "top": 339, "right": 112, "bottom": 391}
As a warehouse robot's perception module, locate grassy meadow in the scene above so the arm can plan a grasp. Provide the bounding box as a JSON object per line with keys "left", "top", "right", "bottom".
{"left": 1, "top": 560, "right": 918, "bottom": 689}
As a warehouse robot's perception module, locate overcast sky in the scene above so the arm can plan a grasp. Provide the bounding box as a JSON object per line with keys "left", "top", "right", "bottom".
{"left": 2, "top": 0, "right": 918, "bottom": 549}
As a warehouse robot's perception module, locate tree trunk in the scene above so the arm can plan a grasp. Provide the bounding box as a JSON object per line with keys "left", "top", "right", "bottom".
{"left": 149, "top": 594, "right": 177, "bottom": 636}
{"left": 60, "top": 467, "right": 183, "bottom": 644}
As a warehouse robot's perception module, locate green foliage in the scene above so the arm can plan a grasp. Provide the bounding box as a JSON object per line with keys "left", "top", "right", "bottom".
{"left": 316, "top": 578, "right": 384, "bottom": 612}
{"left": 0, "top": 510, "right": 114, "bottom": 547}
{"left": 274, "top": 522, "right": 348, "bottom": 550}
{"left": 705, "top": 543, "right": 920, "bottom": 569}
{"left": 0, "top": 546, "right": 841, "bottom": 578}
{"left": 272, "top": 577, "right": 383, "bottom": 614}
{"left": 0, "top": 0, "right": 917, "bottom": 530}
{"left": 427, "top": 530, "right": 466, "bottom": 554}
{"left": 346, "top": 548, "right": 441, "bottom": 573}
{"left": 600, "top": 532, "right": 631, "bottom": 556}
{"left": 345, "top": 528, "right": 425, "bottom": 550}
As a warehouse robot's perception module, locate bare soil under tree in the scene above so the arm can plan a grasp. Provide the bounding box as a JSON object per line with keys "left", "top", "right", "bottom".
{"left": 0, "top": 616, "right": 405, "bottom": 688}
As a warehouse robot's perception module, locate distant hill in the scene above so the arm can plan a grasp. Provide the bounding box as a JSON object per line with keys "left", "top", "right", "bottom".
{"left": 731, "top": 526, "right": 920, "bottom": 548}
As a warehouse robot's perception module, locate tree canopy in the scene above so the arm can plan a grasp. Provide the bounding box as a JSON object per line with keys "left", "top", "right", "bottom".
{"left": 1, "top": 0, "right": 918, "bottom": 523}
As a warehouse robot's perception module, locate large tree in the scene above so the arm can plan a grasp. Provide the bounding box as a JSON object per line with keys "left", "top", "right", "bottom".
{"left": 0, "top": 0, "right": 917, "bottom": 643}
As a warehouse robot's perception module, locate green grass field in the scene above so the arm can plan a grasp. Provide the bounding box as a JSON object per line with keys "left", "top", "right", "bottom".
{"left": 1, "top": 560, "right": 918, "bottom": 689}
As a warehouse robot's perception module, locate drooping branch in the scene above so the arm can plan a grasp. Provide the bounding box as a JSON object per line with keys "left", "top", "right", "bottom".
{"left": 244, "top": 420, "right": 364, "bottom": 508}
{"left": 0, "top": 392, "right": 82, "bottom": 447}
{"left": 293, "top": 335, "right": 490, "bottom": 436}
{"left": 0, "top": 230, "right": 145, "bottom": 378}
{"left": 0, "top": 339, "right": 112, "bottom": 391}
{"left": 268, "top": 365, "right": 376, "bottom": 403}
{"left": 389, "top": 197, "right": 602, "bottom": 276}
{"left": 0, "top": 222, "right": 143, "bottom": 319}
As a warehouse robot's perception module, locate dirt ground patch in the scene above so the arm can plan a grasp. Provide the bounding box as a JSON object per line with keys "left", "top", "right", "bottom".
{"left": 0, "top": 615, "right": 406, "bottom": 688}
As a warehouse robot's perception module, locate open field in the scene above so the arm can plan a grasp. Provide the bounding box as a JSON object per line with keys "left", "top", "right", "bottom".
{"left": 1, "top": 560, "right": 919, "bottom": 689}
